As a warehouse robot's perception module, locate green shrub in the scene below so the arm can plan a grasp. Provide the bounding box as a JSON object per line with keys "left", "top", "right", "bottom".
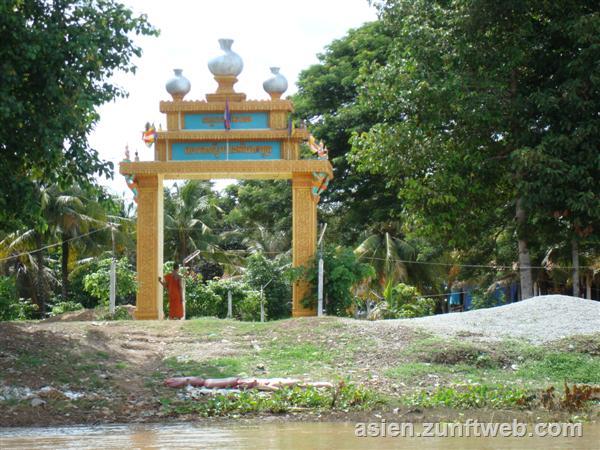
{"left": 404, "top": 385, "right": 528, "bottom": 409}
{"left": 163, "top": 382, "right": 378, "bottom": 417}
{"left": 236, "top": 289, "right": 262, "bottom": 321}
{"left": 68, "top": 260, "right": 100, "bottom": 308}
{"left": 292, "top": 246, "right": 375, "bottom": 317}
{"left": 184, "top": 277, "right": 224, "bottom": 318}
{"left": 389, "top": 283, "right": 436, "bottom": 318}
{"left": 50, "top": 300, "right": 83, "bottom": 316}
{"left": 100, "top": 305, "right": 132, "bottom": 321}
{"left": 0, "top": 276, "right": 38, "bottom": 321}
{"left": 83, "top": 257, "right": 137, "bottom": 306}
{"left": 244, "top": 252, "right": 291, "bottom": 319}
{"left": 471, "top": 288, "right": 506, "bottom": 310}
{"left": 371, "top": 282, "right": 435, "bottom": 319}
{"left": 181, "top": 275, "right": 263, "bottom": 321}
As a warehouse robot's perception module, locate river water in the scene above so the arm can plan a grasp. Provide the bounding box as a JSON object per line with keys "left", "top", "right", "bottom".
{"left": 1, "top": 422, "right": 598, "bottom": 449}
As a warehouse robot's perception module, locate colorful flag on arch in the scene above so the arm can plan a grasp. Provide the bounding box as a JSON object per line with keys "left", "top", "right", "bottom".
{"left": 224, "top": 98, "right": 232, "bottom": 130}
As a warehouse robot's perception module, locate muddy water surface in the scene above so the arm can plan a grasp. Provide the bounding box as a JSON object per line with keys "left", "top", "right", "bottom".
{"left": 1, "top": 422, "right": 599, "bottom": 449}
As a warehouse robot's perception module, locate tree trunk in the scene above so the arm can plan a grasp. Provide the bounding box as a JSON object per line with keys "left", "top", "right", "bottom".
{"left": 533, "top": 282, "right": 539, "bottom": 297}
{"left": 571, "top": 238, "right": 580, "bottom": 297}
{"left": 586, "top": 274, "right": 592, "bottom": 300}
{"left": 515, "top": 198, "right": 533, "bottom": 299}
{"left": 34, "top": 232, "right": 46, "bottom": 316}
{"left": 61, "top": 233, "right": 69, "bottom": 301}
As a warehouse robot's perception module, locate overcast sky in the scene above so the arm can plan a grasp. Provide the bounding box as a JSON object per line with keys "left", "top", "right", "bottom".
{"left": 89, "top": 0, "right": 377, "bottom": 199}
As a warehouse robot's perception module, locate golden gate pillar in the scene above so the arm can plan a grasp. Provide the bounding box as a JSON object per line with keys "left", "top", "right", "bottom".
{"left": 134, "top": 174, "right": 164, "bottom": 320}
{"left": 292, "top": 173, "right": 318, "bottom": 316}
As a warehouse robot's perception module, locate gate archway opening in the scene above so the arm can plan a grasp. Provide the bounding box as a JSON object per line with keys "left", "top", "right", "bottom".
{"left": 120, "top": 40, "right": 333, "bottom": 320}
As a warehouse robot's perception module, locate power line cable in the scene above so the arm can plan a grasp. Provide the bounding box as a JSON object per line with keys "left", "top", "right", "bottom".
{"left": 0, "top": 226, "right": 111, "bottom": 263}
{"left": 356, "top": 255, "right": 595, "bottom": 271}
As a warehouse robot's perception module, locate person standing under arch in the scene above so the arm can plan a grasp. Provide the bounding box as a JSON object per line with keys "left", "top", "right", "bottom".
{"left": 159, "top": 263, "right": 184, "bottom": 320}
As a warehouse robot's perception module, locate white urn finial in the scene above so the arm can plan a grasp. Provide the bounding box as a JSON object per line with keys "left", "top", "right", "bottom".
{"left": 263, "top": 67, "right": 288, "bottom": 99}
{"left": 208, "top": 38, "right": 244, "bottom": 76}
{"left": 165, "top": 68, "right": 191, "bottom": 101}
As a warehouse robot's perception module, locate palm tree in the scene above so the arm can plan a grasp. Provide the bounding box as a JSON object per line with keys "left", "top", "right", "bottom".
{"left": 543, "top": 243, "right": 598, "bottom": 298}
{"left": 0, "top": 184, "right": 114, "bottom": 314}
{"left": 354, "top": 223, "right": 441, "bottom": 295}
{"left": 0, "top": 227, "right": 57, "bottom": 315}
{"left": 356, "top": 232, "right": 415, "bottom": 286}
{"left": 40, "top": 185, "right": 107, "bottom": 300}
{"left": 242, "top": 224, "right": 291, "bottom": 260}
{"left": 164, "top": 181, "right": 230, "bottom": 265}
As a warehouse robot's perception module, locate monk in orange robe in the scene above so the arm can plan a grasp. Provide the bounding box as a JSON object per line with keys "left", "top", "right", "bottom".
{"left": 159, "top": 263, "right": 184, "bottom": 319}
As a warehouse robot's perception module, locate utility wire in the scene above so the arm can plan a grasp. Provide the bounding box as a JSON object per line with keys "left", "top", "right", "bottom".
{"left": 155, "top": 226, "right": 596, "bottom": 270}
{"left": 0, "top": 226, "right": 111, "bottom": 263}
{"left": 172, "top": 250, "right": 594, "bottom": 271}
{"left": 356, "top": 255, "right": 595, "bottom": 271}
{"left": 2, "top": 224, "right": 592, "bottom": 271}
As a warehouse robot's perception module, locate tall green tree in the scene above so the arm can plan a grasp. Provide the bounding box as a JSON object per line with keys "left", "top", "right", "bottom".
{"left": 351, "top": 0, "right": 600, "bottom": 299}
{"left": 40, "top": 185, "right": 106, "bottom": 300}
{"left": 223, "top": 180, "right": 292, "bottom": 238}
{"left": 220, "top": 180, "right": 293, "bottom": 262}
{"left": 0, "top": 0, "right": 157, "bottom": 230}
{"left": 293, "top": 21, "right": 401, "bottom": 244}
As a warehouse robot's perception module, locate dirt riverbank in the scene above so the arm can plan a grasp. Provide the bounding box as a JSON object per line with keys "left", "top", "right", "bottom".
{"left": 1, "top": 301, "right": 599, "bottom": 427}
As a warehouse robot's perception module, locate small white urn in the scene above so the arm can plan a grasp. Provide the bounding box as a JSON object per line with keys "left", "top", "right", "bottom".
{"left": 263, "top": 67, "right": 288, "bottom": 99}
{"left": 165, "top": 69, "right": 191, "bottom": 100}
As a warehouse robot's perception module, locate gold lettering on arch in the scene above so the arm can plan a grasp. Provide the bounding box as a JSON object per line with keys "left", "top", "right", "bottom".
{"left": 184, "top": 143, "right": 273, "bottom": 158}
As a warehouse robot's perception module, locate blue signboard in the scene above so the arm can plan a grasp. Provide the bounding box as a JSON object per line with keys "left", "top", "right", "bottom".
{"left": 183, "top": 112, "right": 269, "bottom": 130}
{"left": 172, "top": 141, "right": 281, "bottom": 160}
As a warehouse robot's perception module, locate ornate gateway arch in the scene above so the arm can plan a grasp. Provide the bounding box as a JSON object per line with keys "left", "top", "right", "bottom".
{"left": 120, "top": 39, "right": 333, "bottom": 320}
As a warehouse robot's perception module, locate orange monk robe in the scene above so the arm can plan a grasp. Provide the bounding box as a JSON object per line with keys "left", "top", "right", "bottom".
{"left": 164, "top": 273, "right": 184, "bottom": 319}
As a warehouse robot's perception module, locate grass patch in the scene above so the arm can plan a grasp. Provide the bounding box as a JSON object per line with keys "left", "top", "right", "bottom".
{"left": 517, "top": 353, "right": 600, "bottom": 384}
{"left": 395, "top": 335, "right": 600, "bottom": 388}
{"left": 405, "top": 337, "right": 506, "bottom": 368}
{"left": 550, "top": 334, "right": 600, "bottom": 357}
{"left": 95, "top": 351, "right": 110, "bottom": 360}
{"left": 385, "top": 362, "right": 487, "bottom": 381}
{"left": 76, "top": 362, "right": 102, "bottom": 372}
{"left": 164, "top": 356, "right": 249, "bottom": 378}
{"left": 16, "top": 354, "right": 44, "bottom": 368}
{"left": 403, "top": 385, "right": 529, "bottom": 409}
{"left": 183, "top": 318, "right": 271, "bottom": 337}
{"left": 163, "top": 383, "right": 380, "bottom": 417}
{"left": 258, "top": 342, "right": 335, "bottom": 376}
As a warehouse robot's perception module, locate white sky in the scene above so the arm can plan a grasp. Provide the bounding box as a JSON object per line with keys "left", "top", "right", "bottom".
{"left": 89, "top": 0, "right": 377, "bottom": 199}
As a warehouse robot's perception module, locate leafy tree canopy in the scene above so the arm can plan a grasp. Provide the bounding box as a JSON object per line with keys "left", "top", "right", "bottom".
{"left": 350, "top": 0, "right": 600, "bottom": 294}
{"left": 0, "top": 0, "right": 158, "bottom": 230}
{"left": 293, "top": 21, "right": 402, "bottom": 244}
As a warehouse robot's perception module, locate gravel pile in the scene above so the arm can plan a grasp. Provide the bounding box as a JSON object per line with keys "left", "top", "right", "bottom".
{"left": 381, "top": 295, "right": 600, "bottom": 344}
